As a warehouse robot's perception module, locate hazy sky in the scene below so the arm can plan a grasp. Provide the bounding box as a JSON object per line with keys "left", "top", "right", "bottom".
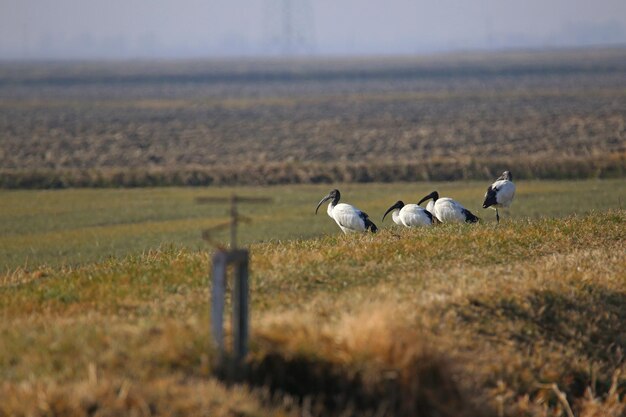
{"left": 1, "top": 0, "right": 625, "bottom": 59}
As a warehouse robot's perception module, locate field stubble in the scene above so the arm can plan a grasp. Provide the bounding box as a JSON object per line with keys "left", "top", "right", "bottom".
{"left": 1, "top": 49, "right": 625, "bottom": 188}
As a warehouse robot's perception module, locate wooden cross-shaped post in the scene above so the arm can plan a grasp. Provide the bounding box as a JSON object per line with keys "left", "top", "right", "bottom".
{"left": 196, "top": 194, "right": 272, "bottom": 369}
{"left": 196, "top": 194, "right": 272, "bottom": 250}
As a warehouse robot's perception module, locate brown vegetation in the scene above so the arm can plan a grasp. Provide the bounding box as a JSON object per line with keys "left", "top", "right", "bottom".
{"left": 1, "top": 154, "right": 624, "bottom": 189}
{"left": 1, "top": 49, "right": 625, "bottom": 188}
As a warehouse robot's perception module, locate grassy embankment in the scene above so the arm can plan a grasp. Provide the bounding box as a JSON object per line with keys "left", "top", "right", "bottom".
{"left": 1, "top": 179, "right": 624, "bottom": 271}
{"left": 0, "top": 183, "right": 625, "bottom": 416}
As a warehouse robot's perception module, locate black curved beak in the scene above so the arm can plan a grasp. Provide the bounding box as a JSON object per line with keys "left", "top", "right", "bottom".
{"left": 417, "top": 191, "right": 438, "bottom": 206}
{"left": 382, "top": 201, "right": 403, "bottom": 222}
{"left": 315, "top": 194, "right": 332, "bottom": 214}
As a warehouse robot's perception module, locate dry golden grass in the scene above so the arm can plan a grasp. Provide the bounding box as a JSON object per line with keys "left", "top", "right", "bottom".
{"left": 0, "top": 376, "right": 294, "bottom": 417}
{"left": 1, "top": 210, "right": 625, "bottom": 416}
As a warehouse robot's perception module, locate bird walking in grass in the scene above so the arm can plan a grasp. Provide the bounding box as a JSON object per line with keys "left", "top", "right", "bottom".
{"left": 382, "top": 200, "right": 434, "bottom": 227}
{"left": 315, "top": 189, "right": 378, "bottom": 234}
{"left": 483, "top": 171, "right": 516, "bottom": 224}
{"left": 417, "top": 191, "right": 479, "bottom": 224}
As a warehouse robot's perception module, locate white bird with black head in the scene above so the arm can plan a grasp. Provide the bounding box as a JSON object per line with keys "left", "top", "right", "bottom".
{"left": 483, "top": 171, "right": 516, "bottom": 224}
{"left": 417, "top": 191, "right": 479, "bottom": 224}
{"left": 382, "top": 200, "right": 434, "bottom": 228}
{"left": 315, "top": 189, "right": 378, "bottom": 234}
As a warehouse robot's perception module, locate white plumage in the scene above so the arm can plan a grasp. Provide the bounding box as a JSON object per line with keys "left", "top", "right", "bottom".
{"left": 315, "top": 189, "right": 377, "bottom": 234}
{"left": 328, "top": 203, "right": 368, "bottom": 233}
{"left": 382, "top": 201, "right": 434, "bottom": 227}
{"left": 432, "top": 198, "right": 473, "bottom": 223}
{"left": 483, "top": 171, "right": 516, "bottom": 223}
{"left": 417, "top": 191, "right": 479, "bottom": 224}
{"left": 425, "top": 199, "right": 435, "bottom": 214}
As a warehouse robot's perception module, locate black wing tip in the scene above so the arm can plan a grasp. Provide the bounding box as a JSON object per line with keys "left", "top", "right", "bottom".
{"left": 464, "top": 209, "right": 480, "bottom": 223}
{"left": 359, "top": 211, "right": 378, "bottom": 233}
{"left": 365, "top": 218, "right": 378, "bottom": 233}
{"left": 483, "top": 186, "right": 497, "bottom": 208}
{"left": 482, "top": 197, "right": 496, "bottom": 208}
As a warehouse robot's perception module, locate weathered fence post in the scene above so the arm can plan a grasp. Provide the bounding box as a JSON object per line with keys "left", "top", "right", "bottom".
{"left": 210, "top": 249, "right": 249, "bottom": 366}
{"left": 198, "top": 194, "right": 271, "bottom": 373}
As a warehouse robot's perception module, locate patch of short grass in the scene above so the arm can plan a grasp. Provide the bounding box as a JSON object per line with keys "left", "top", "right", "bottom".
{"left": 1, "top": 179, "right": 624, "bottom": 271}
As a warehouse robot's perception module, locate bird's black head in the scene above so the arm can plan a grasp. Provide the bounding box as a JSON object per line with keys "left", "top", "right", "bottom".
{"left": 382, "top": 200, "right": 404, "bottom": 222}
{"left": 417, "top": 191, "right": 439, "bottom": 206}
{"left": 498, "top": 171, "right": 512, "bottom": 181}
{"left": 315, "top": 189, "right": 341, "bottom": 214}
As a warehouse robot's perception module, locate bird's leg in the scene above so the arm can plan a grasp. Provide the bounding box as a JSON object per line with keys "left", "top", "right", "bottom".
{"left": 496, "top": 208, "right": 500, "bottom": 224}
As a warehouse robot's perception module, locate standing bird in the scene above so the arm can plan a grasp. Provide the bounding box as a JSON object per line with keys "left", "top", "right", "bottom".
{"left": 417, "top": 191, "right": 479, "bottom": 224}
{"left": 315, "top": 189, "right": 378, "bottom": 234}
{"left": 483, "top": 171, "right": 516, "bottom": 224}
{"left": 382, "top": 200, "right": 434, "bottom": 227}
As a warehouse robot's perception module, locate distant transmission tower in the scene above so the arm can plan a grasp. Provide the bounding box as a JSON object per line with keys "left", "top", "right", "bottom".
{"left": 264, "top": 0, "right": 315, "bottom": 55}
